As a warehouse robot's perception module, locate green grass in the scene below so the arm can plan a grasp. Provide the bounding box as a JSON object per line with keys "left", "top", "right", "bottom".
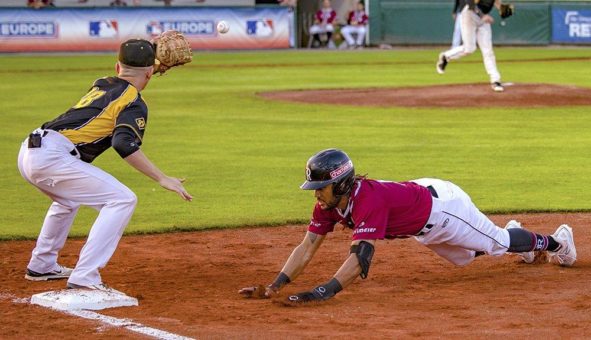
{"left": 1, "top": 47, "right": 590, "bottom": 239}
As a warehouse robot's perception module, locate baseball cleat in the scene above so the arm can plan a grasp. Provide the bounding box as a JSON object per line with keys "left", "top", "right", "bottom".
{"left": 436, "top": 53, "right": 448, "bottom": 74}
{"left": 67, "top": 282, "right": 124, "bottom": 294}
{"left": 505, "top": 220, "right": 535, "bottom": 264}
{"left": 491, "top": 82, "right": 504, "bottom": 92}
{"left": 25, "top": 264, "right": 73, "bottom": 281}
{"left": 548, "top": 224, "right": 576, "bottom": 267}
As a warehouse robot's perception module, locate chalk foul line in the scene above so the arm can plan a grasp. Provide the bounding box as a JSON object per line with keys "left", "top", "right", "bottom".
{"left": 3, "top": 292, "right": 194, "bottom": 340}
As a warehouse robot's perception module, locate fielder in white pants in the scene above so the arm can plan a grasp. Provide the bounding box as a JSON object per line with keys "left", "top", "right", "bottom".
{"left": 18, "top": 130, "right": 138, "bottom": 286}
{"left": 437, "top": 1, "right": 504, "bottom": 92}
{"left": 19, "top": 39, "right": 192, "bottom": 291}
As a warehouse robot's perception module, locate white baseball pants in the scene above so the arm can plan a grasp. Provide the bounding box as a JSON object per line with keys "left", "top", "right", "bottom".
{"left": 341, "top": 25, "right": 366, "bottom": 46}
{"left": 451, "top": 12, "right": 462, "bottom": 48}
{"left": 309, "top": 24, "right": 334, "bottom": 34}
{"left": 442, "top": 6, "right": 501, "bottom": 83}
{"left": 18, "top": 130, "right": 137, "bottom": 286}
{"left": 412, "top": 178, "right": 510, "bottom": 266}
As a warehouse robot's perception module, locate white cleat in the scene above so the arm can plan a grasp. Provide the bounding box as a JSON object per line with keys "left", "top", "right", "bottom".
{"left": 491, "top": 82, "right": 505, "bottom": 92}
{"left": 505, "top": 220, "right": 535, "bottom": 264}
{"left": 548, "top": 224, "right": 576, "bottom": 267}
{"left": 25, "top": 264, "right": 73, "bottom": 281}
{"left": 67, "top": 282, "right": 125, "bottom": 295}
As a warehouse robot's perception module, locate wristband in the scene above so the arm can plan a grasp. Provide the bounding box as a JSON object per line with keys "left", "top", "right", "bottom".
{"left": 312, "top": 278, "right": 343, "bottom": 300}
{"left": 269, "top": 272, "right": 291, "bottom": 290}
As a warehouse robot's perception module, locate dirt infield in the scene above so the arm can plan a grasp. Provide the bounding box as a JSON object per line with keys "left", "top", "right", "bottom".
{"left": 1, "top": 212, "right": 590, "bottom": 339}
{"left": 259, "top": 83, "right": 591, "bottom": 108}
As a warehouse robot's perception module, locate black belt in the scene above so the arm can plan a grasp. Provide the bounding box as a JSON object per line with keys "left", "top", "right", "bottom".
{"left": 416, "top": 185, "right": 439, "bottom": 236}
{"left": 28, "top": 130, "right": 79, "bottom": 157}
{"left": 427, "top": 185, "right": 438, "bottom": 198}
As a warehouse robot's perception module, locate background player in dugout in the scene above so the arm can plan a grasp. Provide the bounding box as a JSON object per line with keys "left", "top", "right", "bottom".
{"left": 240, "top": 149, "right": 576, "bottom": 303}
{"left": 437, "top": 0, "right": 506, "bottom": 92}
{"left": 18, "top": 39, "right": 192, "bottom": 291}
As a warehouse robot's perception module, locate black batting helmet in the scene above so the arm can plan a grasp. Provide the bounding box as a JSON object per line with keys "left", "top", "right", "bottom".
{"left": 300, "top": 148, "right": 355, "bottom": 196}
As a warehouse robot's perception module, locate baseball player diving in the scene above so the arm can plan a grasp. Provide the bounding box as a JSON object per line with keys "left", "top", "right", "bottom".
{"left": 239, "top": 149, "right": 576, "bottom": 304}
{"left": 436, "top": 0, "right": 514, "bottom": 92}
{"left": 18, "top": 32, "right": 193, "bottom": 292}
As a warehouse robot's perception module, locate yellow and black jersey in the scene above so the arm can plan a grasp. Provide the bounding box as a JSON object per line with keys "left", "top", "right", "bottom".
{"left": 42, "top": 77, "right": 147, "bottom": 163}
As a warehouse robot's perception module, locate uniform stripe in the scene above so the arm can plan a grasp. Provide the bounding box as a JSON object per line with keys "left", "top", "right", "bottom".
{"left": 115, "top": 123, "right": 143, "bottom": 143}
{"left": 61, "top": 85, "right": 138, "bottom": 145}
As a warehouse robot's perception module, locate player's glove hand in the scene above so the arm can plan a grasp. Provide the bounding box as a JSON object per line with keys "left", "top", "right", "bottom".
{"left": 238, "top": 285, "right": 277, "bottom": 299}
{"left": 151, "top": 30, "right": 193, "bottom": 75}
{"left": 499, "top": 3, "right": 514, "bottom": 19}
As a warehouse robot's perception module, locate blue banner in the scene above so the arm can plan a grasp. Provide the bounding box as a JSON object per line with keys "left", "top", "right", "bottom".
{"left": 552, "top": 8, "right": 591, "bottom": 44}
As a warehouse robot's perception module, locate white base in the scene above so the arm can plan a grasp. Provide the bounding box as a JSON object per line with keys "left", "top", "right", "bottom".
{"left": 31, "top": 289, "right": 138, "bottom": 311}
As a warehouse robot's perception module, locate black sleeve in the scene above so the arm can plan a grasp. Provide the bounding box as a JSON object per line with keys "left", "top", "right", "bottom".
{"left": 112, "top": 126, "right": 141, "bottom": 158}
{"left": 115, "top": 101, "right": 147, "bottom": 143}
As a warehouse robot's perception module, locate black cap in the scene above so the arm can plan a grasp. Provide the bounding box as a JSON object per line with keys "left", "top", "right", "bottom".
{"left": 300, "top": 149, "right": 354, "bottom": 190}
{"left": 118, "top": 39, "right": 155, "bottom": 67}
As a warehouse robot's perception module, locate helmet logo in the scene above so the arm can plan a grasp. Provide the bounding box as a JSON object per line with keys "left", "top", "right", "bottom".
{"left": 305, "top": 167, "right": 312, "bottom": 181}
{"left": 330, "top": 160, "right": 353, "bottom": 179}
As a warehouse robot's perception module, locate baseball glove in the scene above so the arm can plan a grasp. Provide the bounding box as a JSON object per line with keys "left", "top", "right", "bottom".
{"left": 499, "top": 3, "right": 514, "bottom": 19}
{"left": 152, "top": 30, "right": 193, "bottom": 75}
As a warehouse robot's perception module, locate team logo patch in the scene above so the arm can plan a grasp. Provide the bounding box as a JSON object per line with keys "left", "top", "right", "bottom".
{"left": 305, "top": 167, "right": 312, "bottom": 181}
{"left": 135, "top": 118, "right": 146, "bottom": 129}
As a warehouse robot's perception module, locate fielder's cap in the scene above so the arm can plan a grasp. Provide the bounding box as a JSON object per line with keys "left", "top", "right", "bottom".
{"left": 118, "top": 39, "right": 155, "bottom": 67}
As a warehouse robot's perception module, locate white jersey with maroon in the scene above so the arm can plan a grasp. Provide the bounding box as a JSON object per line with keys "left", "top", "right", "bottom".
{"left": 310, "top": 8, "right": 337, "bottom": 35}
{"left": 341, "top": 10, "right": 369, "bottom": 47}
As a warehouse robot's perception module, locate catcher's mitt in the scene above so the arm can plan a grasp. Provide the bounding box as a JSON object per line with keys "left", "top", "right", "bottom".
{"left": 152, "top": 30, "right": 193, "bottom": 75}
{"left": 499, "top": 3, "right": 514, "bottom": 19}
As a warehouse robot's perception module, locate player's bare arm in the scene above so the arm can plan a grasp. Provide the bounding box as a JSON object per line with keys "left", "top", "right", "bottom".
{"left": 238, "top": 231, "right": 325, "bottom": 298}
{"left": 124, "top": 149, "right": 193, "bottom": 201}
{"left": 286, "top": 239, "right": 376, "bottom": 304}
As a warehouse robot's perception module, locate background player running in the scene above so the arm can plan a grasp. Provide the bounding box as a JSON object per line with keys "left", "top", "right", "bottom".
{"left": 240, "top": 149, "right": 576, "bottom": 303}
{"left": 437, "top": 0, "right": 507, "bottom": 92}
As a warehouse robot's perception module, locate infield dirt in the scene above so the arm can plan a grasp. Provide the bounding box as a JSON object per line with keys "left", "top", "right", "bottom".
{"left": 2, "top": 212, "right": 591, "bottom": 339}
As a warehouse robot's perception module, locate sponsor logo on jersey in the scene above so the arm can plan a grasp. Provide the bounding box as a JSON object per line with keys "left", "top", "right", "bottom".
{"left": 0, "top": 22, "right": 58, "bottom": 37}
{"left": 246, "top": 19, "right": 274, "bottom": 37}
{"left": 354, "top": 226, "right": 376, "bottom": 234}
{"left": 89, "top": 20, "right": 119, "bottom": 38}
{"left": 310, "top": 220, "right": 322, "bottom": 228}
{"left": 148, "top": 21, "right": 215, "bottom": 36}
{"left": 329, "top": 160, "right": 353, "bottom": 179}
{"left": 135, "top": 118, "right": 146, "bottom": 129}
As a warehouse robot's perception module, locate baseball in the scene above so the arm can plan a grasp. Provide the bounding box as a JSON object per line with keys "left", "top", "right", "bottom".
{"left": 217, "top": 21, "right": 230, "bottom": 34}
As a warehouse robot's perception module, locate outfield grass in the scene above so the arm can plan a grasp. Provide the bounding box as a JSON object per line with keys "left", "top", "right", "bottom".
{"left": 1, "top": 47, "right": 590, "bottom": 239}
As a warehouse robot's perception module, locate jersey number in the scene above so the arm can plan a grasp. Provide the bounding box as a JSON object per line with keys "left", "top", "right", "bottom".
{"left": 73, "top": 87, "right": 106, "bottom": 109}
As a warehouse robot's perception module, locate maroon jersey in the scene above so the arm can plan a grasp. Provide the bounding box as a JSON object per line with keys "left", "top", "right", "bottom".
{"left": 347, "top": 10, "right": 368, "bottom": 25}
{"left": 308, "top": 179, "right": 432, "bottom": 240}
{"left": 315, "top": 8, "right": 337, "bottom": 24}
